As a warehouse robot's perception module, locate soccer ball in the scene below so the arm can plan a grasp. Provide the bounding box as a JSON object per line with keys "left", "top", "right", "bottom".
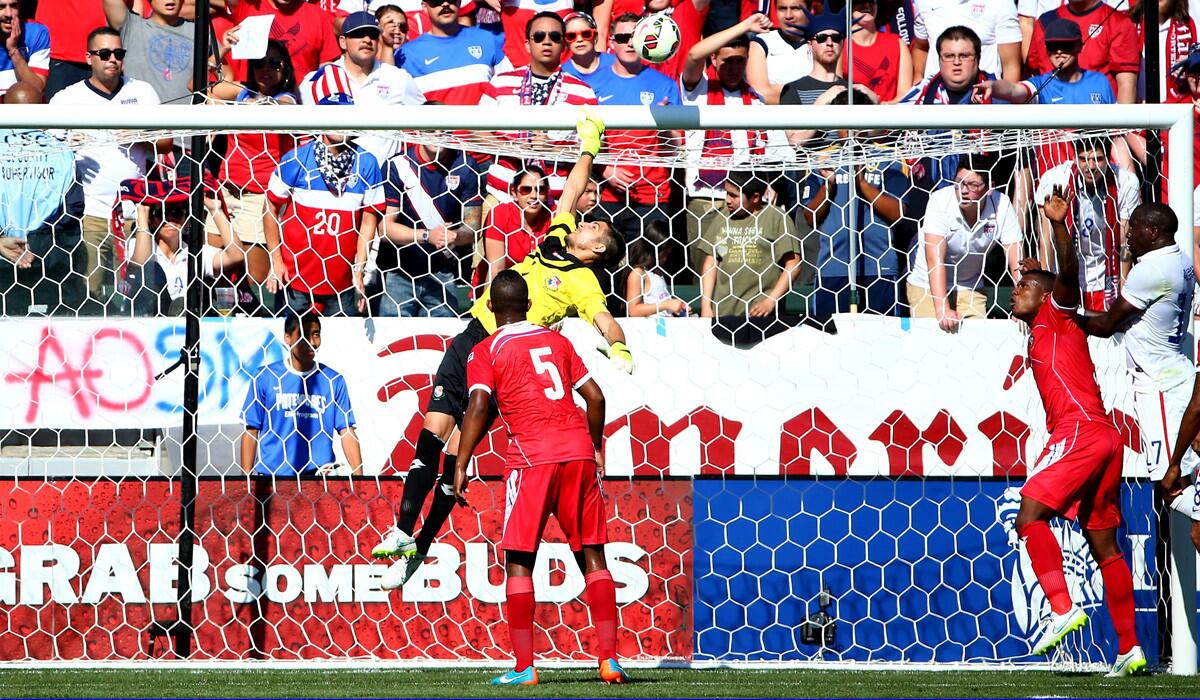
{"left": 632, "top": 13, "right": 681, "bottom": 64}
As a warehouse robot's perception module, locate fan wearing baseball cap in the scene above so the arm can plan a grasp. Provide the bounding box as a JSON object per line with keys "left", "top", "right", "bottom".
{"left": 972, "top": 19, "right": 1114, "bottom": 106}
{"left": 266, "top": 62, "right": 388, "bottom": 317}
{"left": 299, "top": 12, "right": 425, "bottom": 164}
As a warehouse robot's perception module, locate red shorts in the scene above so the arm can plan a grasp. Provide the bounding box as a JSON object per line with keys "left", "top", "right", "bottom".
{"left": 501, "top": 460, "right": 608, "bottom": 553}
{"left": 1022, "top": 420, "right": 1124, "bottom": 530}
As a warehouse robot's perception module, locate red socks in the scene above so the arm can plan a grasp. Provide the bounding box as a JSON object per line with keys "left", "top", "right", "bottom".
{"left": 1098, "top": 554, "right": 1138, "bottom": 655}
{"left": 505, "top": 576, "right": 535, "bottom": 671}
{"left": 585, "top": 569, "right": 618, "bottom": 661}
{"left": 1018, "top": 521, "right": 1074, "bottom": 615}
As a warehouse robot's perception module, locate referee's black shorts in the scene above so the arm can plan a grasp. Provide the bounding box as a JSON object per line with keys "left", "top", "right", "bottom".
{"left": 426, "top": 318, "right": 491, "bottom": 425}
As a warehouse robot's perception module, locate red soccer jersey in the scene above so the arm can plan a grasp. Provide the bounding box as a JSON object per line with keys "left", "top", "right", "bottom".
{"left": 467, "top": 322, "right": 597, "bottom": 469}
{"left": 1028, "top": 297, "right": 1113, "bottom": 433}
{"left": 1027, "top": 3, "right": 1139, "bottom": 97}
{"left": 35, "top": 0, "right": 106, "bottom": 62}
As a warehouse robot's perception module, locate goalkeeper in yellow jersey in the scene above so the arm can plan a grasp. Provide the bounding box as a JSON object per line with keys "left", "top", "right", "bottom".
{"left": 372, "top": 112, "right": 633, "bottom": 589}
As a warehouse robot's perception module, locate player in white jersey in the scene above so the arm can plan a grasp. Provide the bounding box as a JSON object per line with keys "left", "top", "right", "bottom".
{"left": 1073, "top": 202, "right": 1200, "bottom": 548}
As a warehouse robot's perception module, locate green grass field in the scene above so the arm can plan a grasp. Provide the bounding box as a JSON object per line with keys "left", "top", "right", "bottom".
{"left": 0, "top": 668, "right": 1197, "bottom": 698}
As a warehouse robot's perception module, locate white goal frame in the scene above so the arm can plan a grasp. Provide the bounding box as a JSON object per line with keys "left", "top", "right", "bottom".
{"left": 0, "top": 103, "right": 1194, "bottom": 673}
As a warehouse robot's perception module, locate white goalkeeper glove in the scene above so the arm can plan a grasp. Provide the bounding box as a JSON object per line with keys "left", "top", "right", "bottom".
{"left": 598, "top": 341, "right": 634, "bottom": 374}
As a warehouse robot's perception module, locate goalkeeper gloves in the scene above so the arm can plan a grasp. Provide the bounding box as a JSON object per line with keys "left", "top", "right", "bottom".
{"left": 577, "top": 110, "right": 605, "bottom": 158}
{"left": 600, "top": 341, "right": 634, "bottom": 375}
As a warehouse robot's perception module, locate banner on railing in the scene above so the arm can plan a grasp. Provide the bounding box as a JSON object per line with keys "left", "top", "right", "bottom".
{"left": 0, "top": 317, "right": 1145, "bottom": 477}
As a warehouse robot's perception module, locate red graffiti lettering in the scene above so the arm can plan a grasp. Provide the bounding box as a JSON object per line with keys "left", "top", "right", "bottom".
{"left": 778, "top": 407, "right": 857, "bottom": 475}
{"left": 867, "top": 409, "right": 967, "bottom": 476}
{"left": 3, "top": 326, "right": 152, "bottom": 423}
{"left": 604, "top": 406, "right": 742, "bottom": 476}
{"left": 976, "top": 411, "right": 1031, "bottom": 477}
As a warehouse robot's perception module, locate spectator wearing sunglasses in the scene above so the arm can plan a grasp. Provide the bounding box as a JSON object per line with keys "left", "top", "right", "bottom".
{"left": 561, "top": 11, "right": 614, "bottom": 79}
{"left": 102, "top": 0, "right": 196, "bottom": 104}
{"left": 779, "top": 8, "right": 847, "bottom": 109}
{"left": 301, "top": 12, "right": 425, "bottom": 164}
{"left": 476, "top": 166, "right": 553, "bottom": 288}
{"left": 399, "top": 0, "right": 504, "bottom": 104}
{"left": 579, "top": 12, "right": 681, "bottom": 244}
{"left": 374, "top": 4, "right": 409, "bottom": 63}
{"left": 479, "top": 12, "right": 597, "bottom": 203}
{"left": 336, "top": 0, "right": 476, "bottom": 45}
{"left": 208, "top": 40, "right": 298, "bottom": 292}
{"left": 496, "top": 0, "right": 578, "bottom": 68}
{"left": 49, "top": 27, "right": 162, "bottom": 309}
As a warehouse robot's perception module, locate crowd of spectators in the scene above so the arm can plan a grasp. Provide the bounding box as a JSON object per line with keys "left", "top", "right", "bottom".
{"left": 0, "top": 0, "right": 1197, "bottom": 330}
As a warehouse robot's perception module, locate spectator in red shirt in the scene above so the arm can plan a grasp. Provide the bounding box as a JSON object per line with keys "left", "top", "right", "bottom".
{"left": 35, "top": 0, "right": 108, "bottom": 100}
{"left": 225, "top": 0, "right": 341, "bottom": 83}
{"left": 477, "top": 166, "right": 552, "bottom": 286}
{"left": 846, "top": 0, "right": 912, "bottom": 103}
{"left": 209, "top": 39, "right": 298, "bottom": 287}
{"left": 1026, "top": 0, "right": 1139, "bottom": 104}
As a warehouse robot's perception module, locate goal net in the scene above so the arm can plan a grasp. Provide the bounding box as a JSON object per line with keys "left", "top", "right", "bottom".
{"left": 0, "top": 103, "right": 1194, "bottom": 670}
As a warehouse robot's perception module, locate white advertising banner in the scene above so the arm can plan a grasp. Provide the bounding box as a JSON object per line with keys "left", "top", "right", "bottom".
{"left": 0, "top": 316, "right": 1144, "bottom": 477}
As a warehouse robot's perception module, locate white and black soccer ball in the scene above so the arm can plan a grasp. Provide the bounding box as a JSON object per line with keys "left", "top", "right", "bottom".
{"left": 632, "top": 12, "right": 681, "bottom": 64}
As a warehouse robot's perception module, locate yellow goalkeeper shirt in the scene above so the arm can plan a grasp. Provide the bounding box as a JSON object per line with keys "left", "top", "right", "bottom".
{"left": 470, "top": 212, "right": 609, "bottom": 334}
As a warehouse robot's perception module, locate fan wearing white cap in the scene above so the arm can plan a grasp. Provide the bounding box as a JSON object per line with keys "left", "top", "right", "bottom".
{"left": 300, "top": 11, "right": 425, "bottom": 164}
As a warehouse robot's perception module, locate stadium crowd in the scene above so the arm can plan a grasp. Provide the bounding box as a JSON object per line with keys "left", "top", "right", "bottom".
{"left": 1, "top": 0, "right": 1198, "bottom": 330}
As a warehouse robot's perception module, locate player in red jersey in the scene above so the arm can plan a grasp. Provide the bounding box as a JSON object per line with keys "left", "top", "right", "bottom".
{"left": 1008, "top": 186, "right": 1145, "bottom": 676}
{"left": 454, "top": 269, "right": 628, "bottom": 687}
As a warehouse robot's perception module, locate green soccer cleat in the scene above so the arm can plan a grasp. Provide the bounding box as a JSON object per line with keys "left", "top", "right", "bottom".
{"left": 1032, "top": 605, "right": 1089, "bottom": 656}
{"left": 599, "top": 658, "right": 630, "bottom": 684}
{"left": 1106, "top": 645, "right": 1148, "bottom": 677}
{"left": 371, "top": 527, "right": 416, "bottom": 559}
{"left": 491, "top": 667, "right": 538, "bottom": 686}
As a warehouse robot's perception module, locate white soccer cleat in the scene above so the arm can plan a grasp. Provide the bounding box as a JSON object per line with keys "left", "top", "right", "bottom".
{"left": 1105, "top": 645, "right": 1148, "bottom": 677}
{"left": 1032, "top": 605, "right": 1089, "bottom": 656}
{"left": 371, "top": 527, "right": 417, "bottom": 559}
{"left": 381, "top": 552, "right": 426, "bottom": 591}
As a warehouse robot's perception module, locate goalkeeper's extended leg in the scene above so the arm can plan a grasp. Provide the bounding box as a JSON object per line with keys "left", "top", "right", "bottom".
{"left": 372, "top": 426, "right": 447, "bottom": 559}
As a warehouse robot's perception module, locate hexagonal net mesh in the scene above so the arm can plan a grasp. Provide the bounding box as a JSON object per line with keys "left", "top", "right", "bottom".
{"left": 0, "top": 116, "right": 1187, "bottom": 670}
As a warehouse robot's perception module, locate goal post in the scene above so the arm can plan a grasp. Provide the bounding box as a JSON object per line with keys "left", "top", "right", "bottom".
{"left": 0, "top": 103, "right": 1194, "bottom": 671}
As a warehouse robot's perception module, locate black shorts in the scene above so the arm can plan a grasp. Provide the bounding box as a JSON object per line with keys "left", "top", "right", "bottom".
{"left": 427, "top": 318, "right": 491, "bottom": 424}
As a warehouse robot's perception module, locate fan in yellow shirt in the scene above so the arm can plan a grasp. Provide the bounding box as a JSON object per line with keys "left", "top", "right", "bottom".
{"left": 371, "top": 111, "right": 634, "bottom": 590}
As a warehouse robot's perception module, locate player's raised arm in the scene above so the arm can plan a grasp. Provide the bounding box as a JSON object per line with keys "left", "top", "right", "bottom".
{"left": 1043, "top": 185, "right": 1082, "bottom": 309}
{"left": 556, "top": 111, "right": 605, "bottom": 221}
{"left": 453, "top": 388, "right": 491, "bottom": 504}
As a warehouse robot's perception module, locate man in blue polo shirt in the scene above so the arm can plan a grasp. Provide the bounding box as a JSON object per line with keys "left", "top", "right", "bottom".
{"left": 376, "top": 143, "right": 481, "bottom": 316}
{"left": 240, "top": 312, "right": 362, "bottom": 477}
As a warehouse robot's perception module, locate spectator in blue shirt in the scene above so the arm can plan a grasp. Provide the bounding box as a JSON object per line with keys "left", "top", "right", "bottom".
{"left": 0, "top": 0, "right": 50, "bottom": 95}
{"left": 800, "top": 87, "right": 910, "bottom": 317}
{"left": 376, "top": 143, "right": 482, "bottom": 317}
{"left": 240, "top": 312, "right": 362, "bottom": 477}
{"left": 972, "top": 19, "right": 1115, "bottom": 106}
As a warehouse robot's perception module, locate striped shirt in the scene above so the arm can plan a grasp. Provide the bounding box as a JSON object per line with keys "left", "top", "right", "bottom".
{"left": 266, "top": 142, "right": 386, "bottom": 295}
{"left": 398, "top": 26, "right": 505, "bottom": 105}
{"left": 479, "top": 68, "right": 597, "bottom": 201}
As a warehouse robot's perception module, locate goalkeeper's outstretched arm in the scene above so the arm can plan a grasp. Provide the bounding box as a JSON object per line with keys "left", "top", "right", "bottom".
{"left": 557, "top": 111, "right": 605, "bottom": 219}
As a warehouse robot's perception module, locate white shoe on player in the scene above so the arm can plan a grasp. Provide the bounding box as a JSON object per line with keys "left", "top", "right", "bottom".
{"left": 1105, "top": 645, "right": 1148, "bottom": 677}
{"left": 1032, "top": 605, "right": 1088, "bottom": 655}
{"left": 381, "top": 552, "right": 426, "bottom": 591}
{"left": 371, "top": 527, "right": 416, "bottom": 559}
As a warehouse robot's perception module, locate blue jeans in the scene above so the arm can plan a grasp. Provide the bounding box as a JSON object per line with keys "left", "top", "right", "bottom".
{"left": 284, "top": 287, "right": 360, "bottom": 316}
{"left": 379, "top": 270, "right": 460, "bottom": 317}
